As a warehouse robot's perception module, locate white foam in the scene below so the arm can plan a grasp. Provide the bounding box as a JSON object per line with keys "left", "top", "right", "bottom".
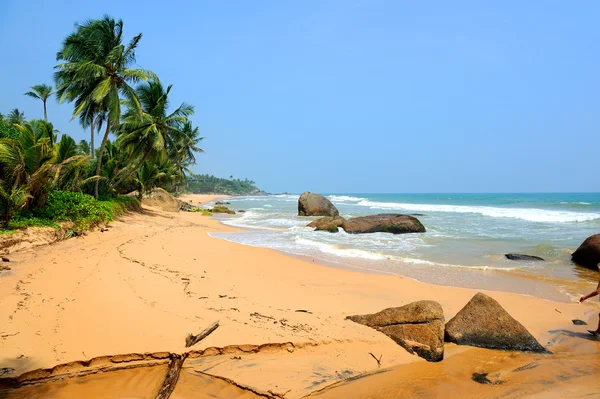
{"left": 327, "top": 195, "right": 366, "bottom": 202}
{"left": 294, "top": 237, "right": 389, "bottom": 260}
{"left": 356, "top": 200, "right": 600, "bottom": 223}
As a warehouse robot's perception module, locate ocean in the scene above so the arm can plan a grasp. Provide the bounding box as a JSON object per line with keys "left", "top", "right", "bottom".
{"left": 208, "top": 193, "right": 600, "bottom": 302}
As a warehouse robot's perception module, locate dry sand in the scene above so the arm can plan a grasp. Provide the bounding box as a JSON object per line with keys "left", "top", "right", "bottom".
{"left": 0, "top": 201, "right": 599, "bottom": 398}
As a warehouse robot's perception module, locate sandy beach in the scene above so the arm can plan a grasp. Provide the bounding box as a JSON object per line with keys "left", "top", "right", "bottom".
{"left": 1, "top": 196, "right": 599, "bottom": 398}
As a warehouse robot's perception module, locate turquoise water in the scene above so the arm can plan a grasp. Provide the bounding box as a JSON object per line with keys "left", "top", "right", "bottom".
{"left": 209, "top": 193, "right": 600, "bottom": 301}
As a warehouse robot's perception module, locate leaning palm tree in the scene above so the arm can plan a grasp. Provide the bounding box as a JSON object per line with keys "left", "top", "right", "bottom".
{"left": 24, "top": 84, "right": 54, "bottom": 122}
{"left": 111, "top": 79, "right": 193, "bottom": 191}
{"left": 55, "top": 15, "right": 153, "bottom": 198}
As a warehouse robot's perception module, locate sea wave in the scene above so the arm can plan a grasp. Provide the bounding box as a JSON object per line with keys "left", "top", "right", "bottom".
{"left": 356, "top": 200, "right": 600, "bottom": 223}
{"left": 327, "top": 195, "right": 366, "bottom": 202}
{"left": 294, "top": 237, "right": 390, "bottom": 260}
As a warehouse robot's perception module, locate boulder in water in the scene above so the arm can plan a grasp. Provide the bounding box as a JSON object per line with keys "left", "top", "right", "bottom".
{"left": 307, "top": 217, "right": 346, "bottom": 233}
{"left": 571, "top": 234, "right": 600, "bottom": 270}
{"left": 445, "top": 292, "right": 547, "bottom": 353}
{"left": 505, "top": 254, "right": 544, "bottom": 261}
{"left": 347, "top": 300, "right": 444, "bottom": 362}
{"left": 342, "top": 214, "right": 425, "bottom": 234}
{"left": 298, "top": 192, "right": 339, "bottom": 217}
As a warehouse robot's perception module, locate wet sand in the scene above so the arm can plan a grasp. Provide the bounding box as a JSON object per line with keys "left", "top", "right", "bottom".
{"left": 1, "top": 198, "right": 599, "bottom": 398}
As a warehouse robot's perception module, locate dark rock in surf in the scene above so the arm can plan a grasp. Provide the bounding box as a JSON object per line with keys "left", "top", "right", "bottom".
{"left": 341, "top": 214, "right": 425, "bottom": 235}
{"left": 445, "top": 292, "right": 547, "bottom": 353}
{"left": 307, "top": 217, "right": 346, "bottom": 233}
{"left": 571, "top": 234, "right": 600, "bottom": 270}
{"left": 346, "top": 301, "right": 444, "bottom": 362}
{"left": 298, "top": 192, "right": 339, "bottom": 217}
{"left": 505, "top": 254, "right": 544, "bottom": 262}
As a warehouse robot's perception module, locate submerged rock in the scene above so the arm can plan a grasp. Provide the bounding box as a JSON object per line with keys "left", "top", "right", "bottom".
{"left": 505, "top": 254, "right": 544, "bottom": 261}
{"left": 347, "top": 301, "right": 444, "bottom": 362}
{"left": 445, "top": 292, "right": 547, "bottom": 353}
{"left": 307, "top": 217, "right": 346, "bottom": 233}
{"left": 298, "top": 192, "right": 339, "bottom": 217}
{"left": 572, "top": 234, "right": 600, "bottom": 270}
{"left": 341, "top": 214, "right": 425, "bottom": 234}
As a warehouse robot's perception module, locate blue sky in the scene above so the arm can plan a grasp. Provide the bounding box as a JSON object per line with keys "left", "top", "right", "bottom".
{"left": 1, "top": 1, "right": 598, "bottom": 193}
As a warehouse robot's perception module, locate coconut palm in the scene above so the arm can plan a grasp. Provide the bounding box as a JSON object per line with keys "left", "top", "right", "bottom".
{"left": 55, "top": 15, "right": 153, "bottom": 198}
{"left": 7, "top": 109, "right": 26, "bottom": 125}
{"left": 111, "top": 79, "right": 193, "bottom": 191}
{"left": 24, "top": 84, "right": 54, "bottom": 122}
{"left": 0, "top": 119, "right": 86, "bottom": 213}
{"left": 77, "top": 140, "right": 91, "bottom": 155}
{"left": 0, "top": 181, "right": 31, "bottom": 228}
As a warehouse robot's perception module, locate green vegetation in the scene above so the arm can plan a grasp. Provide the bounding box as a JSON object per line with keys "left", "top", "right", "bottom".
{"left": 210, "top": 205, "right": 236, "bottom": 215}
{"left": 186, "top": 174, "right": 259, "bottom": 195}
{"left": 0, "top": 15, "right": 215, "bottom": 233}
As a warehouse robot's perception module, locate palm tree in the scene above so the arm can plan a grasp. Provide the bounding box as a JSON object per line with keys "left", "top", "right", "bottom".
{"left": 133, "top": 161, "right": 166, "bottom": 202}
{"left": 167, "top": 120, "right": 204, "bottom": 191}
{"left": 55, "top": 15, "right": 153, "bottom": 198}
{"left": 111, "top": 79, "right": 193, "bottom": 191}
{"left": 24, "top": 84, "right": 54, "bottom": 122}
{"left": 7, "top": 109, "right": 26, "bottom": 125}
{"left": 0, "top": 119, "right": 83, "bottom": 222}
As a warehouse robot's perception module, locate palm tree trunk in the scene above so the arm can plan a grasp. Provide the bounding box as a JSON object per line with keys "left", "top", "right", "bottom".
{"left": 43, "top": 100, "right": 48, "bottom": 123}
{"left": 110, "top": 148, "right": 152, "bottom": 191}
{"left": 90, "top": 120, "right": 95, "bottom": 158}
{"left": 93, "top": 118, "right": 111, "bottom": 199}
{"left": 1, "top": 202, "right": 10, "bottom": 228}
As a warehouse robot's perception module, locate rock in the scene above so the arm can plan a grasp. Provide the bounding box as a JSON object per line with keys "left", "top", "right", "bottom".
{"left": 307, "top": 217, "right": 346, "bottom": 233}
{"left": 298, "top": 192, "right": 339, "bottom": 217}
{"left": 572, "top": 234, "right": 600, "bottom": 270}
{"left": 1, "top": 256, "right": 9, "bottom": 262}
{"left": 572, "top": 319, "right": 587, "bottom": 326}
{"left": 342, "top": 214, "right": 425, "bottom": 234}
{"left": 445, "top": 292, "right": 547, "bottom": 353}
{"left": 211, "top": 205, "right": 236, "bottom": 214}
{"left": 177, "top": 199, "right": 195, "bottom": 212}
{"left": 215, "top": 201, "right": 231, "bottom": 205}
{"left": 238, "top": 210, "right": 246, "bottom": 213}
{"left": 505, "top": 254, "right": 545, "bottom": 261}
{"left": 0, "top": 265, "right": 11, "bottom": 271}
{"left": 142, "top": 188, "right": 180, "bottom": 212}
{"left": 346, "top": 301, "right": 444, "bottom": 362}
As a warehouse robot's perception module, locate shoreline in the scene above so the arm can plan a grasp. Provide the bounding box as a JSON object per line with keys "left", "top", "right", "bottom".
{"left": 211, "top": 216, "right": 597, "bottom": 304}
{"left": 1, "top": 205, "right": 599, "bottom": 397}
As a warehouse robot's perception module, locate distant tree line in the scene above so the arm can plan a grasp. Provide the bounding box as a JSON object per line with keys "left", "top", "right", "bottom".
{"left": 186, "top": 174, "right": 259, "bottom": 195}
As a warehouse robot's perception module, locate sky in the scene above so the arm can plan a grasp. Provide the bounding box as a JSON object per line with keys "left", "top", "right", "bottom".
{"left": 1, "top": 1, "right": 599, "bottom": 193}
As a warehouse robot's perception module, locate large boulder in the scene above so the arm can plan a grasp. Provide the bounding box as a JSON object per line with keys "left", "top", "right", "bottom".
{"left": 142, "top": 188, "right": 180, "bottom": 212}
{"left": 571, "top": 234, "right": 600, "bottom": 270}
{"left": 307, "top": 217, "right": 346, "bottom": 233}
{"left": 342, "top": 214, "right": 425, "bottom": 234}
{"left": 505, "top": 254, "right": 544, "bottom": 262}
{"left": 347, "top": 301, "right": 444, "bottom": 362}
{"left": 298, "top": 192, "right": 339, "bottom": 217}
{"left": 445, "top": 292, "right": 546, "bottom": 353}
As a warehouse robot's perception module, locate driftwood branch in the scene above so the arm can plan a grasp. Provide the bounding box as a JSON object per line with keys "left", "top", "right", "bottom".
{"left": 155, "top": 353, "right": 187, "bottom": 399}
{"left": 369, "top": 352, "right": 382, "bottom": 368}
{"left": 185, "top": 320, "right": 219, "bottom": 348}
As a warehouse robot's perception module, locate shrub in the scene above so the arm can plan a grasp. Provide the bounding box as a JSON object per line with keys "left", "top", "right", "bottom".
{"left": 37, "top": 191, "right": 139, "bottom": 229}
